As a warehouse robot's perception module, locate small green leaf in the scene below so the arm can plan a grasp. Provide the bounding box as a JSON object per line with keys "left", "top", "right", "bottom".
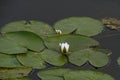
{"left": 64, "top": 70, "right": 114, "bottom": 80}
{"left": 0, "top": 31, "right": 45, "bottom": 54}
{"left": 69, "top": 50, "right": 88, "bottom": 66}
{"left": 54, "top": 17, "right": 104, "bottom": 36}
{"left": 0, "top": 53, "right": 22, "bottom": 68}
{"left": 45, "top": 34, "right": 99, "bottom": 52}
{"left": 41, "top": 49, "right": 67, "bottom": 66}
{"left": 1, "top": 20, "right": 55, "bottom": 37}
{"left": 69, "top": 48, "right": 109, "bottom": 67}
{"left": 117, "top": 57, "right": 120, "bottom": 65}
{"left": 17, "top": 51, "right": 46, "bottom": 69}
{"left": 0, "top": 67, "right": 32, "bottom": 79}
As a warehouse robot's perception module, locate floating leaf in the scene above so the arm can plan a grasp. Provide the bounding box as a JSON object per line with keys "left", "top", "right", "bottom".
{"left": 38, "top": 68, "right": 114, "bottom": 80}
{"left": 0, "top": 36, "right": 27, "bottom": 54}
{"left": 41, "top": 49, "right": 67, "bottom": 66}
{"left": 117, "top": 57, "right": 120, "bottom": 65}
{"left": 45, "top": 34, "right": 99, "bottom": 52}
{"left": 69, "top": 48, "right": 109, "bottom": 67}
{"left": 1, "top": 20, "right": 55, "bottom": 37}
{"left": 4, "top": 77, "right": 31, "bottom": 80}
{"left": 17, "top": 51, "right": 46, "bottom": 69}
{"left": 38, "top": 68, "right": 70, "bottom": 80}
{"left": 54, "top": 17, "right": 104, "bottom": 36}
{"left": 0, "top": 53, "right": 22, "bottom": 68}
{"left": 93, "top": 48, "right": 112, "bottom": 56}
{"left": 38, "top": 68, "right": 70, "bottom": 76}
{"left": 64, "top": 70, "right": 114, "bottom": 80}
{"left": 0, "top": 31, "right": 45, "bottom": 54}
{"left": 0, "top": 67, "right": 32, "bottom": 79}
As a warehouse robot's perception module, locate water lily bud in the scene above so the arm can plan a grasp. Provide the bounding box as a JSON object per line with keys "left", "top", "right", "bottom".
{"left": 56, "top": 30, "right": 62, "bottom": 35}
{"left": 59, "top": 42, "right": 69, "bottom": 54}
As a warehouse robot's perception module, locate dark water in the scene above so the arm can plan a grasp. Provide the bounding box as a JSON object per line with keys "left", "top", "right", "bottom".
{"left": 0, "top": 0, "right": 120, "bottom": 80}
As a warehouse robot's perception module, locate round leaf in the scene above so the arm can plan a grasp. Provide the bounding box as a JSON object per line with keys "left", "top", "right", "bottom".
{"left": 1, "top": 20, "right": 55, "bottom": 37}
{"left": 0, "top": 53, "right": 22, "bottom": 68}
{"left": 54, "top": 17, "right": 104, "bottom": 36}
{"left": 0, "top": 67, "right": 32, "bottom": 79}
{"left": 0, "top": 36, "right": 27, "bottom": 54}
{"left": 41, "top": 49, "right": 67, "bottom": 66}
{"left": 64, "top": 70, "right": 114, "bottom": 80}
{"left": 88, "top": 49, "right": 109, "bottom": 67}
{"left": 69, "top": 48, "right": 109, "bottom": 67}
{"left": 0, "top": 31, "right": 45, "bottom": 54}
{"left": 6, "top": 31, "right": 45, "bottom": 52}
{"left": 69, "top": 50, "right": 88, "bottom": 66}
{"left": 17, "top": 51, "right": 46, "bottom": 69}
{"left": 38, "top": 68, "right": 70, "bottom": 80}
{"left": 45, "top": 34, "right": 99, "bottom": 52}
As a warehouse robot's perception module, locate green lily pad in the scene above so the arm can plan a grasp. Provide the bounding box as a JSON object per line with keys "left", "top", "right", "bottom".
{"left": 117, "top": 57, "right": 120, "bottom": 65}
{"left": 93, "top": 48, "right": 112, "bottom": 56}
{"left": 38, "top": 68, "right": 70, "bottom": 77}
{"left": 4, "top": 77, "right": 31, "bottom": 80}
{"left": 38, "top": 75, "right": 63, "bottom": 80}
{"left": 64, "top": 70, "right": 114, "bottom": 80}
{"left": 1, "top": 20, "right": 55, "bottom": 37}
{"left": 69, "top": 48, "right": 109, "bottom": 67}
{"left": 38, "top": 68, "right": 70, "bottom": 80}
{"left": 17, "top": 51, "right": 46, "bottom": 69}
{"left": 38, "top": 68, "right": 114, "bottom": 80}
{"left": 54, "top": 17, "right": 104, "bottom": 36}
{"left": 0, "top": 53, "right": 22, "bottom": 68}
{"left": 0, "top": 67, "right": 32, "bottom": 79}
{"left": 0, "top": 36, "right": 27, "bottom": 54}
{"left": 45, "top": 34, "right": 99, "bottom": 52}
{"left": 41, "top": 49, "right": 67, "bottom": 66}
{"left": 0, "top": 31, "right": 45, "bottom": 54}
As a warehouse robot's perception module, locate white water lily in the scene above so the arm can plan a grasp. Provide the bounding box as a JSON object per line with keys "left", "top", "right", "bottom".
{"left": 55, "top": 30, "right": 62, "bottom": 34}
{"left": 59, "top": 42, "right": 69, "bottom": 54}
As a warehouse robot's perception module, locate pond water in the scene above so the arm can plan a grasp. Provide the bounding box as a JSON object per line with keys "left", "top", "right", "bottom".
{"left": 0, "top": 0, "right": 120, "bottom": 80}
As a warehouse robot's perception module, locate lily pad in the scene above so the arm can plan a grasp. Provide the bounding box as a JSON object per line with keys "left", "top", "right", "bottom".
{"left": 4, "top": 77, "right": 31, "bottom": 80}
{"left": 64, "top": 70, "right": 114, "bottom": 80}
{"left": 38, "top": 68, "right": 70, "bottom": 77}
{"left": 54, "top": 17, "right": 104, "bottom": 36}
{"left": 0, "top": 36, "right": 27, "bottom": 54}
{"left": 117, "top": 57, "right": 120, "bottom": 65}
{"left": 45, "top": 34, "right": 99, "bottom": 52}
{"left": 38, "top": 75, "right": 63, "bottom": 80}
{"left": 0, "top": 67, "right": 32, "bottom": 79}
{"left": 38, "top": 68, "right": 70, "bottom": 80}
{"left": 0, "top": 31, "right": 45, "bottom": 54}
{"left": 17, "top": 51, "right": 46, "bottom": 69}
{"left": 38, "top": 68, "right": 114, "bottom": 80}
{"left": 41, "top": 49, "right": 67, "bottom": 66}
{"left": 69, "top": 48, "right": 109, "bottom": 67}
{"left": 0, "top": 53, "right": 22, "bottom": 68}
{"left": 93, "top": 48, "right": 112, "bottom": 56}
{"left": 1, "top": 20, "right": 55, "bottom": 37}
